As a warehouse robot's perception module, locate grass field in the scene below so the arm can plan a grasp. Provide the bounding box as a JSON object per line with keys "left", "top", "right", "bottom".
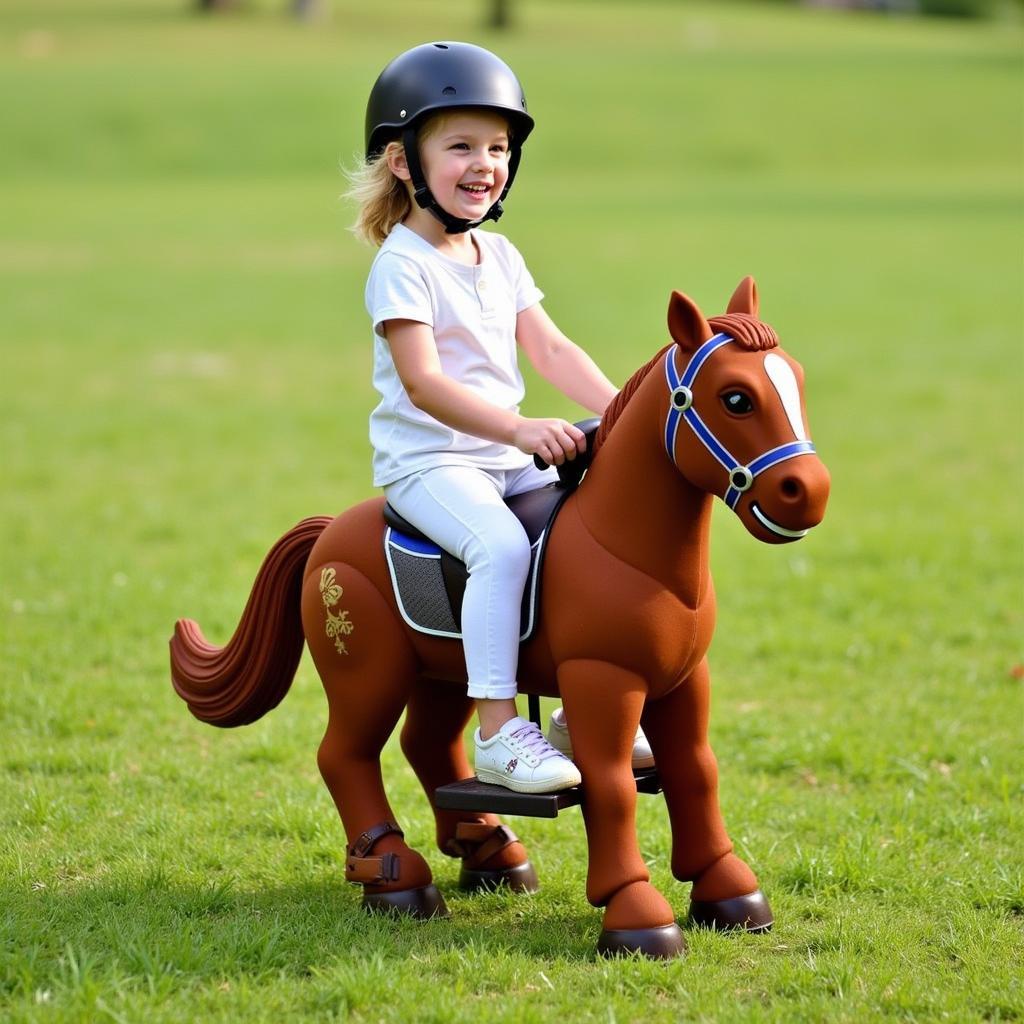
{"left": 2, "top": 1, "right": 1022, "bottom": 1021}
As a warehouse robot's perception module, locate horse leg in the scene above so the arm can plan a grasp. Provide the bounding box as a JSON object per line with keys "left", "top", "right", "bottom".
{"left": 641, "top": 657, "right": 773, "bottom": 931}
{"left": 300, "top": 562, "right": 446, "bottom": 918}
{"left": 400, "top": 682, "right": 538, "bottom": 893}
{"left": 558, "top": 659, "right": 685, "bottom": 958}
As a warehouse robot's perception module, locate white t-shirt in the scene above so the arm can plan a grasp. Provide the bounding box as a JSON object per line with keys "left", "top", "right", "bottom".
{"left": 365, "top": 223, "right": 544, "bottom": 487}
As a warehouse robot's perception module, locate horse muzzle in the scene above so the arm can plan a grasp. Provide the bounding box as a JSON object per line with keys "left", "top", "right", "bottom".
{"left": 740, "top": 458, "right": 831, "bottom": 545}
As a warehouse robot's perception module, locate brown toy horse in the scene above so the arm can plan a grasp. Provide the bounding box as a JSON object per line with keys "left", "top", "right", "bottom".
{"left": 170, "top": 277, "right": 830, "bottom": 958}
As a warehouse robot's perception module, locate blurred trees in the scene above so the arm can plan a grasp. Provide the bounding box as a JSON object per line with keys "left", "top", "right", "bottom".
{"left": 805, "top": 0, "right": 1000, "bottom": 15}
{"left": 192, "top": 0, "right": 1009, "bottom": 22}
{"left": 195, "top": 0, "right": 326, "bottom": 17}
{"left": 490, "top": 0, "right": 511, "bottom": 28}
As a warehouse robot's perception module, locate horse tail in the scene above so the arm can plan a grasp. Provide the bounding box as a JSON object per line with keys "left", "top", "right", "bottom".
{"left": 170, "top": 515, "right": 333, "bottom": 728}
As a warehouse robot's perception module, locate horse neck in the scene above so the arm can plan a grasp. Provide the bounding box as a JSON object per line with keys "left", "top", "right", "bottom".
{"left": 577, "top": 367, "right": 713, "bottom": 603}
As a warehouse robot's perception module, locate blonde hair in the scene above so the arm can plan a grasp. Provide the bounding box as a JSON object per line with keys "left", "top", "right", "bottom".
{"left": 345, "top": 140, "right": 412, "bottom": 247}
{"left": 345, "top": 111, "right": 511, "bottom": 247}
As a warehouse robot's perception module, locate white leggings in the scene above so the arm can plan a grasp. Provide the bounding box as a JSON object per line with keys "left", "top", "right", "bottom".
{"left": 384, "top": 461, "right": 553, "bottom": 700}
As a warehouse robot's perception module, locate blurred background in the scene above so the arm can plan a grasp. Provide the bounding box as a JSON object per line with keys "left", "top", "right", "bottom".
{"left": 3, "top": 0, "right": 1020, "bottom": 578}
{"left": 1, "top": 2, "right": 1021, "bottom": 1016}
{"left": 2, "top": 0, "right": 1021, "bottom": 730}
{"left": 3, "top": 0, "right": 1021, "bottom": 689}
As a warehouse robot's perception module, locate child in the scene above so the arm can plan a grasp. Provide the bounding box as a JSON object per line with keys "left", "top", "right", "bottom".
{"left": 349, "top": 42, "right": 646, "bottom": 793}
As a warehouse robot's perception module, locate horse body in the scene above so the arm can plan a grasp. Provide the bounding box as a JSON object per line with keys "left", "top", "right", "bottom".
{"left": 542, "top": 372, "right": 718, "bottom": 697}
{"left": 171, "top": 277, "right": 830, "bottom": 957}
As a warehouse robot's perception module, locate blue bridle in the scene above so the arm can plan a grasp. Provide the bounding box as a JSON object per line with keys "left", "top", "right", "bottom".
{"left": 663, "top": 333, "right": 817, "bottom": 510}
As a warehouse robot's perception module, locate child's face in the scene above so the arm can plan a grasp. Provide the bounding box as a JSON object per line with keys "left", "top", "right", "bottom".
{"left": 417, "top": 110, "right": 511, "bottom": 222}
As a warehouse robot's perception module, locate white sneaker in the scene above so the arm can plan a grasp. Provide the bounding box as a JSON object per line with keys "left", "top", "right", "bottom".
{"left": 547, "top": 707, "right": 656, "bottom": 771}
{"left": 475, "top": 716, "right": 583, "bottom": 793}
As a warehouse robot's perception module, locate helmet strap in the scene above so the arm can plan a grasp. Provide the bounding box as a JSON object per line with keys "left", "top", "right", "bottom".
{"left": 401, "top": 128, "right": 507, "bottom": 235}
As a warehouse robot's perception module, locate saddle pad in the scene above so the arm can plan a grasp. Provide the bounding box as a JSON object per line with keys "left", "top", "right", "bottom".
{"left": 384, "top": 527, "right": 543, "bottom": 641}
{"left": 382, "top": 482, "right": 573, "bottom": 642}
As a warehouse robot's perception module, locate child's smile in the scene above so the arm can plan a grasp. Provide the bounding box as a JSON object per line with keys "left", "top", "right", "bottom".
{"left": 418, "top": 110, "right": 510, "bottom": 222}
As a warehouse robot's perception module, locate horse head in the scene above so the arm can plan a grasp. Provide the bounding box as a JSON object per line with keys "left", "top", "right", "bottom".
{"left": 664, "top": 277, "right": 830, "bottom": 544}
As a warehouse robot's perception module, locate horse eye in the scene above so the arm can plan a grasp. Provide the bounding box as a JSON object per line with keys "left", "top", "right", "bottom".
{"left": 722, "top": 391, "right": 753, "bottom": 415}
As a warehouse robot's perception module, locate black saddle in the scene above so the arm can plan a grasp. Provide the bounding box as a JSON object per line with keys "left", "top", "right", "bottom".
{"left": 381, "top": 419, "right": 600, "bottom": 641}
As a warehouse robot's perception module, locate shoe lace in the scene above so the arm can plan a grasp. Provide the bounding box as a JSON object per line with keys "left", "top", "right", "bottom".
{"left": 508, "top": 721, "right": 561, "bottom": 761}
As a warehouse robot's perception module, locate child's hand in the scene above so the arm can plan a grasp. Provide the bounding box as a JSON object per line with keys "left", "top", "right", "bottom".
{"left": 513, "top": 417, "right": 586, "bottom": 466}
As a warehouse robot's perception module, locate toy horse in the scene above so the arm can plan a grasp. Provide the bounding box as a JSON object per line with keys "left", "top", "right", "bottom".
{"left": 170, "top": 277, "right": 830, "bottom": 958}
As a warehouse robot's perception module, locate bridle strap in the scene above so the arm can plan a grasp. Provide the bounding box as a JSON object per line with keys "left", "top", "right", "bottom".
{"left": 664, "top": 333, "right": 733, "bottom": 471}
{"left": 731, "top": 441, "right": 817, "bottom": 506}
{"left": 664, "top": 334, "right": 816, "bottom": 508}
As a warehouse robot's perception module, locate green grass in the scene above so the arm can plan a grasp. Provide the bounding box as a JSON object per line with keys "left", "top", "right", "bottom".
{"left": 2, "top": 1, "right": 1022, "bottom": 1020}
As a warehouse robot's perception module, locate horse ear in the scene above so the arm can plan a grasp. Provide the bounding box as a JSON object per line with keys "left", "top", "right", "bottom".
{"left": 726, "top": 276, "right": 759, "bottom": 317}
{"left": 667, "top": 290, "right": 714, "bottom": 353}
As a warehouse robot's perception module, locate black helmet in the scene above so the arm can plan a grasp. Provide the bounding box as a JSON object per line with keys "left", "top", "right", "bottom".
{"left": 364, "top": 41, "right": 534, "bottom": 234}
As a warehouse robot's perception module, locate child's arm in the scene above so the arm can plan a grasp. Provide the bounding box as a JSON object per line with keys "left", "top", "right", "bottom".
{"left": 385, "top": 319, "right": 585, "bottom": 466}
{"left": 516, "top": 304, "right": 618, "bottom": 417}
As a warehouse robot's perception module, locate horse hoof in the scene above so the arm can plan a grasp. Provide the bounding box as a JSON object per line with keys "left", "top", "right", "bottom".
{"left": 597, "top": 923, "right": 686, "bottom": 959}
{"left": 362, "top": 884, "right": 449, "bottom": 920}
{"left": 459, "top": 859, "right": 539, "bottom": 894}
{"left": 689, "top": 889, "right": 773, "bottom": 932}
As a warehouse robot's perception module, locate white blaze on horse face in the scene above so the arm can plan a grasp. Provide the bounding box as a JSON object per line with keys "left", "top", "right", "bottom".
{"left": 763, "top": 353, "right": 807, "bottom": 442}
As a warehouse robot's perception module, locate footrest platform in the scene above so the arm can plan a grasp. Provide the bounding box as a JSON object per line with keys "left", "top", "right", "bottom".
{"left": 434, "top": 768, "right": 661, "bottom": 819}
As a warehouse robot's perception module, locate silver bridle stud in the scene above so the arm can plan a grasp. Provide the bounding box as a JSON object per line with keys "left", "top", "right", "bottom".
{"left": 729, "top": 466, "right": 754, "bottom": 492}
{"left": 670, "top": 385, "right": 693, "bottom": 411}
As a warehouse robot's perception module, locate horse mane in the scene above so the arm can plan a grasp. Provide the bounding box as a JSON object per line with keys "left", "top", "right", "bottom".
{"left": 592, "top": 344, "right": 672, "bottom": 456}
{"left": 708, "top": 313, "right": 779, "bottom": 352}
{"left": 591, "top": 313, "right": 779, "bottom": 457}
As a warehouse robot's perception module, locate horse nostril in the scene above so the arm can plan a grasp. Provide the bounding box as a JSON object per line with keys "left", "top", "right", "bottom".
{"left": 781, "top": 477, "right": 802, "bottom": 501}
